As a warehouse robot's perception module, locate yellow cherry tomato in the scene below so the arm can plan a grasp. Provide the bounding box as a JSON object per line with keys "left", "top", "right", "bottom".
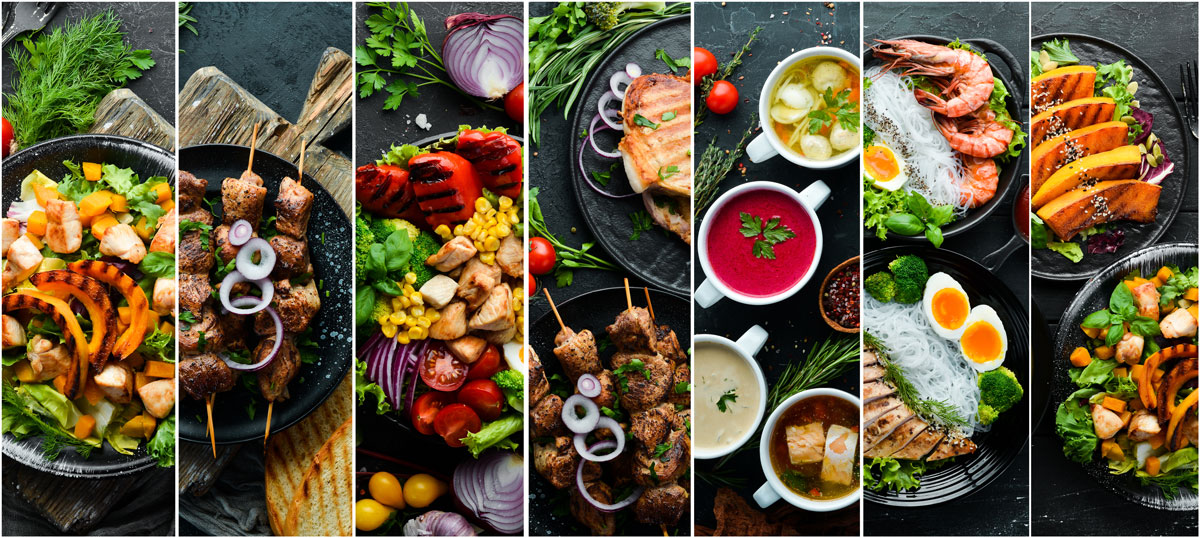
{"left": 369, "top": 471, "right": 406, "bottom": 509}
{"left": 403, "top": 473, "right": 444, "bottom": 508}
{"left": 354, "top": 498, "right": 393, "bottom": 532}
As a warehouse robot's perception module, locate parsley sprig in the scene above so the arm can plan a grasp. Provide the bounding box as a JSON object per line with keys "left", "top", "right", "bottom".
{"left": 716, "top": 389, "right": 738, "bottom": 412}
{"left": 806, "top": 87, "right": 859, "bottom": 135}
{"left": 739, "top": 212, "right": 795, "bottom": 260}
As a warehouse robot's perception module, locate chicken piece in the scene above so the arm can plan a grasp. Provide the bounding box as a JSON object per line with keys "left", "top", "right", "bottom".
{"left": 862, "top": 381, "right": 896, "bottom": 404}
{"left": 533, "top": 436, "right": 579, "bottom": 489}
{"left": 257, "top": 336, "right": 301, "bottom": 402}
{"left": 179, "top": 306, "right": 225, "bottom": 354}
{"left": 1115, "top": 331, "right": 1144, "bottom": 364}
{"left": 654, "top": 324, "right": 686, "bottom": 364}
{"left": 240, "top": 169, "right": 264, "bottom": 186}
{"left": 643, "top": 192, "right": 692, "bottom": 244}
{"left": 820, "top": 424, "right": 859, "bottom": 486}
{"left": 1, "top": 218, "right": 20, "bottom": 256}
{"left": 2, "top": 315, "right": 26, "bottom": 349}
{"left": 179, "top": 353, "right": 237, "bottom": 400}
{"left": 587, "top": 369, "right": 619, "bottom": 410}
{"left": 27, "top": 335, "right": 71, "bottom": 381}
{"left": 606, "top": 307, "right": 658, "bottom": 353}
{"left": 149, "top": 209, "right": 177, "bottom": 253}
{"left": 618, "top": 73, "right": 692, "bottom": 197}
{"left": 1160, "top": 308, "right": 1198, "bottom": 339}
{"left": 612, "top": 351, "right": 672, "bottom": 413}
{"left": 426, "top": 236, "right": 477, "bottom": 272}
{"left": 44, "top": 199, "right": 82, "bottom": 254}
{"left": 1132, "top": 281, "right": 1161, "bottom": 320}
{"left": 1092, "top": 404, "right": 1124, "bottom": 439}
{"left": 429, "top": 300, "right": 468, "bottom": 340}
{"left": 529, "top": 349, "right": 551, "bottom": 406}
{"left": 2, "top": 235, "right": 43, "bottom": 290}
{"left": 468, "top": 283, "right": 514, "bottom": 332}
{"left": 477, "top": 325, "right": 516, "bottom": 345}
{"left": 926, "top": 433, "right": 977, "bottom": 461}
{"left": 863, "top": 403, "right": 915, "bottom": 452}
{"left": 634, "top": 483, "right": 688, "bottom": 527}
{"left": 666, "top": 362, "right": 690, "bottom": 407}
{"left": 178, "top": 273, "right": 211, "bottom": 316}
{"left": 179, "top": 221, "right": 214, "bottom": 274}
{"left": 268, "top": 235, "right": 310, "bottom": 279}
{"left": 148, "top": 278, "right": 176, "bottom": 316}
{"left": 418, "top": 275, "right": 458, "bottom": 309}
{"left": 1127, "top": 409, "right": 1162, "bottom": 441}
{"left": 787, "top": 422, "right": 826, "bottom": 464}
{"left": 274, "top": 176, "right": 314, "bottom": 239}
{"left": 634, "top": 428, "right": 689, "bottom": 485}
{"left": 495, "top": 233, "right": 523, "bottom": 279}
{"left": 178, "top": 171, "right": 207, "bottom": 213}
{"left": 570, "top": 481, "right": 616, "bottom": 536}
{"left": 221, "top": 176, "right": 268, "bottom": 226}
{"left": 138, "top": 379, "right": 175, "bottom": 418}
{"left": 553, "top": 328, "right": 601, "bottom": 382}
{"left": 456, "top": 257, "right": 501, "bottom": 309}
{"left": 445, "top": 335, "right": 487, "bottom": 363}
{"left": 890, "top": 427, "right": 945, "bottom": 460}
{"left": 864, "top": 416, "right": 928, "bottom": 459}
{"left": 98, "top": 223, "right": 147, "bottom": 263}
{"left": 863, "top": 364, "right": 886, "bottom": 383}
{"left": 212, "top": 224, "right": 245, "bottom": 264}
{"left": 530, "top": 394, "right": 565, "bottom": 438}
{"left": 1182, "top": 412, "right": 1199, "bottom": 448}
{"left": 274, "top": 279, "right": 321, "bottom": 333}
{"left": 631, "top": 403, "right": 676, "bottom": 448}
{"left": 94, "top": 363, "right": 134, "bottom": 404}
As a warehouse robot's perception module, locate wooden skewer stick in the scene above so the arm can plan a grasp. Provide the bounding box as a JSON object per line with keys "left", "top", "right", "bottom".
{"left": 543, "top": 288, "right": 566, "bottom": 333}
{"left": 644, "top": 287, "right": 656, "bottom": 322}
{"left": 623, "top": 278, "right": 632, "bottom": 311}
{"left": 296, "top": 139, "right": 306, "bottom": 185}
{"left": 247, "top": 122, "right": 260, "bottom": 173}
{"left": 661, "top": 524, "right": 669, "bottom": 536}
{"left": 205, "top": 393, "right": 217, "bottom": 458}
{"left": 263, "top": 401, "right": 274, "bottom": 449}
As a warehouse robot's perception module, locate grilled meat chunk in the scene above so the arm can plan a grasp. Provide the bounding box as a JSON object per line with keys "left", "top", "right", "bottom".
{"left": 570, "top": 481, "right": 616, "bottom": 536}
{"left": 1161, "top": 307, "right": 1198, "bottom": 338}
{"left": 533, "top": 436, "right": 579, "bottom": 489}
{"left": 553, "top": 328, "right": 602, "bottom": 383}
{"left": 269, "top": 235, "right": 310, "bottom": 279}
{"left": 257, "top": 335, "right": 301, "bottom": 402}
{"left": 2, "top": 235, "right": 43, "bottom": 290}
{"left": 2, "top": 218, "right": 20, "bottom": 256}
{"left": 607, "top": 307, "right": 658, "bottom": 353}
{"left": 273, "top": 279, "right": 321, "bottom": 333}
{"left": 643, "top": 192, "right": 691, "bottom": 243}
{"left": 631, "top": 403, "right": 676, "bottom": 448}
{"left": 418, "top": 275, "right": 458, "bottom": 309}
{"left": 179, "top": 353, "right": 236, "bottom": 400}
{"left": 668, "top": 362, "right": 690, "bottom": 407}
{"left": 457, "top": 256, "right": 501, "bottom": 308}
{"left": 152, "top": 278, "right": 176, "bottom": 316}
{"left": 612, "top": 351, "right": 672, "bottom": 413}
{"left": 179, "top": 273, "right": 211, "bottom": 316}
{"left": 446, "top": 335, "right": 487, "bottom": 363}
{"left": 213, "top": 224, "right": 246, "bottom": 264}
{"left": 45, "top": 199, "right": 82, "bottom": 254}
{"left": 274, "top": 176, "right": 313, "bottom": 238}
{"left": 426, "top": 236, "right": 476, "bottom": 272}
{"left": 179, "top": 306, "right": 224, "bottom": 354}
{"left": 634, "top": 428, "right": 689, "bottom": 485}
{"left": 619, "top": 73, "right": 692, "bottom": 197}
{"left": 99, "top": 223, "right": 147, "bottom": 263}
{"left": 179, "top": 217, "right": 215, "bottom": 274}
{"left": 2, "top": 315, "right": 26, "bottom": 349}
{"left": 1128, "top": 409, "right": 1162, "bottom": 441}
{"left": 221, "top": 176, "right": 268, "bottom": 226}
{"left": 27, "top": 335, "right": 71, "bottom": 381}
{"left": 429, "top": 300, "right": 468, "bottom": 340}
{"left": 585, "top": 369, "right": 619, "bottom": 410}
{"left": 530, "top": 394, "right": 565, "bottom": 438}
{"left": 927, "top": 433, "right": 977, "bottom": 461}
{"left": 654, "top": 324, "right": 686, "bottom": 364}
{"left": 150, "top": 209, "right": 177, "bottom": 253}
{"left": 178, "top": 171, "right": 207, "bottom": 213}
{"left": 495, "top": 233, "right": 523, "bottom": 278}
{"left": 634, "top": 483, "right": 688, "bottom": 527}
{"left": 94, "top": 363, "right": 134, "bottom": 404}
{"left": 138, "top": 379, "right": 176, "bottom": 418}
{"left": 529, "top": 349, "right": 551, "bottom": 406}
{"left": 468, "top": 283, "right": 514, "bottom": 332}
{"left": 890, "top": 427, "right": 945, "bottom": 460}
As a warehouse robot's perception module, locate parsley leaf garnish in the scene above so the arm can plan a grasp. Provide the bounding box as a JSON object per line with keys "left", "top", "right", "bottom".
{"left": 717, "top": 389, "right": 738, "bottom": 412}
{"left": 633, "top": 113, "right": 659, "bottom": 130}
{"left": 738, "top": 212, "right": 796, "bottom": 260}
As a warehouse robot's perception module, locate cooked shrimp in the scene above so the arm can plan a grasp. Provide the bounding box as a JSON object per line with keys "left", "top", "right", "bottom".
{"left": 957, "top": 156, "right": 999, "bottom": 208}
{"left": 871, "top": 39, "right": 995, "bottom": 117}
{"left": 935, "top": 107, "right": 1014, "bottom": 159}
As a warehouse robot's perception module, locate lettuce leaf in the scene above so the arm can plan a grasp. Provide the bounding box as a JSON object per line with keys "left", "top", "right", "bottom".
{"left": 988, "top": 77, "right": 1026, "bottom": 163}
{"left": 355, "top": 359, "right": 392, "bottom": 415}
{"left": 1048, "top": 241, "right": 1084, "bottom": 263}
{"left": 1055, "top": 399, "right": 1098, "bottom": 464}
{"left": 461, "top": 413, "right": 522, "bottom": 458}
{"left": 148, "top": 414, "right": 175, "bottom": 467}
{"left": 865, "top": 457, "right": 926, "bottom": 492}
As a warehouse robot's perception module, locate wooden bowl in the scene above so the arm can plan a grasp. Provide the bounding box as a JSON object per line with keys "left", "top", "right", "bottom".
{"left": 819, "top": 256, "right": 860, "bottom": 333}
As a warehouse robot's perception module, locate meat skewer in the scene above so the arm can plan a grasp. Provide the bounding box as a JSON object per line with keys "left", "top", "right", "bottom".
{"left": 206, "top": 393, "right": 217, "bottom": 457}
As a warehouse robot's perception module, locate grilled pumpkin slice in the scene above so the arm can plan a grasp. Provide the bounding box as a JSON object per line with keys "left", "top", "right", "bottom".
{"left": 67, "top": 260, "right": 149, "bottom": 358}
{"left": 1031, "top": 97, "right": 1116, "bottom": 146}
{"left": 30, "top": 270, "right": 118, "bottom": 373}
{"left": 3, "top": 291, "right": 89, "bottom": 399}
{"left": 1035, "top": 179, "right": 1161, "bottom": 240}
{"left": 1031, "top": 121, "right": 1129, "bottom": 194}
{"left": 1031, "top": 145, "right": 1143, "bottom": 208}
{"left": 1032, "top": 65, "right": 1098, "bottom": 112}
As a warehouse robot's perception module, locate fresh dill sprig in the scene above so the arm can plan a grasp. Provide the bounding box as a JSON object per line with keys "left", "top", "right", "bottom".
{"left": 697, "top": 465, "right": 749, "bottom": 489}
{"left": 696, "top": 26, "right": 762, "bottom": 125}
{"left": 2, "top": 382, "right": 95, "bottom": 460}
{"left": 178, "top": 2, "right": 199, "bottom": 36}
{"left": 694, "top": 114, "right": 757, "bottom": 217}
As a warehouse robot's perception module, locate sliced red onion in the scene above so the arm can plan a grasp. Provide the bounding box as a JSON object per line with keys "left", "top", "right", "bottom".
{"left": 562, "top": 394, "right": 600, "bottom": 434}
{"left": 218, "top": 300, "right": 281, "bottom": 372}
{"left": 626, "top": 62, "right": 642, "bottom": 78}
{"left": 597, "top": 91, "right": 623, "bottom": 131}
{"left": 236, "top": 237, "right": 276, "bottom": 281}
{"left": 402, "top": 511, "right": 475, "bottom": 536}
{"left": 453, "top": 451, "right": 524, "bottom": 534}
{"left": 610, "top": 70, "right": 633, "bottom": 99}
{"left": 573, "top": 417, "right": 624, "bottom": 462}
{"left": 579, "top": 116, "right": 637, "bottom": 201}
{"left": 588, "top": 114, "right": 621, "bottom": 159}
{"left": 576, "top": 452, "right": 643, "bottom": 512}
{"left": 576, "top": 373, "right": 601, "bottom": 398}
{"left": 228, "top": 219, "right": 253, "bottom": 246}
{"left": 443, "top": 14, "right": 524, "bottom": 99}
{"left": 219, "top": 271, "right": 274, "bottom": 315}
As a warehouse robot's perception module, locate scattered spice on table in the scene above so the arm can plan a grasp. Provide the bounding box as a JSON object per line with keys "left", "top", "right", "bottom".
{"left": 824, "top": 262, "right": 860, "bottom": 328}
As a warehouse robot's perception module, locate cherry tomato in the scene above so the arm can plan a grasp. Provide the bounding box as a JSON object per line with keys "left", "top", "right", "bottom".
{"left": 693, "top": 47, "right": 718, "bottom": 84}
{"left": 433, "top": 403, "right": 482, "bottom": 447}
{"left": 706, "top": 80, "right": 739, "bottom": 115}
{"left": 504, "top": 82, "right": 525, "bottom": 123}
{"left": 411, "top": 391, "right": 453, "bottom": 435}
{"left": 2, "top": 117, "right": 13, "bottom": 157}
{"left": 420, "top": 344, "right": 469, "bottom": 392}
{"left": 369, "top": 471, "right": 406, "bottom": 509}
{"left": 528, "top": 277, "right": 537, "bottom": 297}
{"left": 466, "top": 344, "right": 502, "bottom": 380}
{"left": 403, "top": 473, "right": 446, "bottom": 508}
{"left": 457, "top": 379, "right": 505, "bottom": 421}
{"left": 529, "top": 237, "right": 556, "bottom": 275}
{"left": 355, "top": 499, "right": 393, "bottom": 532}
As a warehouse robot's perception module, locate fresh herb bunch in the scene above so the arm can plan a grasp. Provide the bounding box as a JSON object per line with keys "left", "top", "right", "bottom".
{"left": 3, "top": 11, "right": 154, "bottom": 147}
{"left": 179, "top": 2, "right": 199, "bottom": 36}
{"left": 868, "top": 332, "right": 970, "bottom": 429}
{"left": 529, "top": 187, "right": 618, "bottom": 287}
{"left": 1080, "top": 275, "right": 1162, "bottom": 347}
{"left": 356, "top": 2, "right": 500, "bottom": 111}
{"left": 2, "top": 382, "right": 95, "bottom": 460}
{"left": 528, "top": 2, "right": 691, "bottom": 145}
{"left": 767, "top": 334, "right": 860, "bottom": 408}
{"left": 694, "top": 113, "right": 757, "bottom": 216}
{"left": 695, "top": 26, "right": 761, "bottom": 126}
{"left": 805, "top": 87, "right": 859, "bottom": 135}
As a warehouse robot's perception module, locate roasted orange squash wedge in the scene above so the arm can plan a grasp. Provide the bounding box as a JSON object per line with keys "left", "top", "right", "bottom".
{"left": 1031, "top": 121, "right": 1129, "bottom": 194}
{"left": 67, "top": 260, "right": 148, "bottom": 358}
{"left": 1032, "top": 65, "right": 1098, "bottom": 112}
{"left": 31, "top": 270, "right": 118, "bottom": 373}
{"left": 1031, "top": 97, "right": 1117, "bottom": 146}
{"left": 1139, "top": 344, "right": 1198, "bottom": 409}
{"left": 2, "top": 291, "right": 89, "bottom": 399}
{"left": 1035, "top": 179, "right": 1161, "bottom": 241}
{"left": 1031, "top": 145, "right": 1143, "bottom": 208}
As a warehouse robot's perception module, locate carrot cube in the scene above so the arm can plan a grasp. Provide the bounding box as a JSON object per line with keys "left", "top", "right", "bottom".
{"left": 1102, "top": 396, "right": 1127, "bottom": 413}
{"left": 144, "top": 361, "right": 174, "bottom": 378}
{"left": 1146, "top": 456, "right": 1161, "bottom": 476}
{"left": 82, "top": 162, "right": 103, "bottom": 182}
{"left": 74, "top": 415, "right": 96, "bottom": 439}
{"left": 1070, "top": 347, "right": 1092, "bottom": 367}
{"left": 27, "top": 211, "right": 47, "bottom": 236}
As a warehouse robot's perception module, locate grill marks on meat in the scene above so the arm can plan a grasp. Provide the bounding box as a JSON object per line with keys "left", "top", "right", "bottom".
{"left": 179, "top": 353, "right": 236, "bottom": 400}
{"left": 257, "top": 335, "right": 300, "bottom": 402}
{"left": 612, "top": 351, "right": 672, "bottom": 413}
{"left": 179, "top": 210, "right": 215, "bottom": 274}
{"left": 179, "top": 273, "right": 211, "bottom": 316}
{"left": 618, "top": 73, "right": 692, "bottom": 198}
{"left": 860, "top": 353, "right": 979, "bottom": 460}
{"left": 634, "top": 483, "right": 688, "bottom": 527}
{"left": 606, "top": 307, "right": 658, "bottom": 354}
{"left": 221, "top": 176, "right": 268, "bottom": 226}
{"left": 180, "top": 306, "right": 224, "bottom": 354}
{"left": 274, "top": 177, "right": 313, "bottom": 238}
{"left": 268, "top": 235, "right": 311, "bottom": 279}
{"left": 570, "top": 481, "right": 616, "bottom": 536}
{"left": 534, "top": 436, "right": 580, "bottom": 490}
{"left": 178, "top": 171, "right": 206, "bottom": 213}
{"left": 529, "top": 349, "right": 551, "bottom": 406}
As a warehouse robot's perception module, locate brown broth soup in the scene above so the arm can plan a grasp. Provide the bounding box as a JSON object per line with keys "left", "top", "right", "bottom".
{"left": 769, "top": 395, "right": 860, "bottom": 500}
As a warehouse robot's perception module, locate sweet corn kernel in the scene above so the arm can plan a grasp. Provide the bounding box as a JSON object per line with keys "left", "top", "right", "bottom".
{"left": 474, "top": 239, "right": 485, "bottom": 251}
{"left": 497, "top": 223, "right": 511, "bottom": 237}
{"left": 375, "top": 312, "right": 390, "bottom": 324}
{"left": 404, "top": 316, "right": 418, "bottom": 328}
{"left": 463, "top": 221, "right": 477, "bottom": 234}
{"left": 410, "top": 292, "right": 424, "bottom": 305}
{"left": 417, "top": 317, "right": 431, "bottom": 328}
{"left": 405, "top": 272, "right": 418, "bottom": 284}
{"left": 480, "top": 252, "right": 496, "bottom": 265}
{"left": 410, "top": 305, "right": 425, "bottom": 317}
{"left": 403, "top": 284, "right": 415, "bottom": 294}
{"left": 509, "top": 213, "right": 520, "bottom": 225}
{"left": 390, "top": 297, "right": 402, "bottom": 309}
{"left": 483, "top": 237, "right": 500, "bottom": 251}
{"left": 428, "top": 309, "right": 441, "bottom": 322}
{"left": 397, "top": 334, "right": 411, "bottom": 345}
{"left": 400, "top": 297, "right": 412, "bottom": 309}
{"left": 408, "top": 326, "right": 423, "bottom": 339}
{"left": 475, "top": 198, "right": 491, "bottom": 212}
{"left": 382, "top": 323, "right": 398, "bottom": 338}
{"left": 434, "top": 224, "right": 451, "bottom": 236}
{"left": 499, "top": 196, "right": 513, "bottom": 210}
{"left": 390, "top": 311, "right": 407, "bottom": 324}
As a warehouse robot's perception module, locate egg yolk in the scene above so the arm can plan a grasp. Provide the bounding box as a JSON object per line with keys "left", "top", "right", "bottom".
{"left": 865, "top": 145, "right": 900, "bottom": 181}
{"left": 962, "top": 321, "right": 1003, "bottom": 362}
{"left": 931, "top": 288, "right": 969, "bottom": 330}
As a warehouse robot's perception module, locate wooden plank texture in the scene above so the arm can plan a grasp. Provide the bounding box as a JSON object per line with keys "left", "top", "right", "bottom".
{"left": 90, "top": 88, "right": 176, "bottom": 150}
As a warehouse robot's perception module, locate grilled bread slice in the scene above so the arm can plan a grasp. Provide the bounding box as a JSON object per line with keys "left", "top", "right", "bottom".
{"left": 618, "top": 73, "right": 692, "bottom": 198}
{"left": 284, "top": 417, "right": 354, "bottom": 536}
{"left": 1032, "top": 65, "right": 1097, "bottom": 113}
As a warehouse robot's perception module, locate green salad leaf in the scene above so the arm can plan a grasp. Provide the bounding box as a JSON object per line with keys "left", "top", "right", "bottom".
{"left": 1055, "top": 398, "right": 1098, "bottom": 464}
{"left": 865, "top": 457, "right": 926, "bottom": 492}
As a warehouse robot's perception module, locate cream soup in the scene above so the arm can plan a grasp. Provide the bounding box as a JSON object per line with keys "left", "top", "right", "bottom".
{"left": 695, "top": 341, "right": 762, "bottom": 451}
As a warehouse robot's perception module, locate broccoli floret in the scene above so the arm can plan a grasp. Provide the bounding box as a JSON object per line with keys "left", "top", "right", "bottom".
{"left": 977, "top": 404, "right": 1000, "bottom": 425}
{"left": 889, "top": 255, "right": 929, "bottom": 287}
{"left": 491, "top": 369, "right": 524, "bottom": 410}
{"left": 584, "top": 2, "right": 667, "bottom": 31}
{"left": 370, "top": 298, "right": 391, "bottom": 324}
{"left": 370, "top": 218, "right": 421, "bottom": 242}
{"left": 894, "top": 280, "right": 922, "bottom": 304}
{"left": 410, "top": 232, "right": 441, "bottom": 287}
{"left": 865, "top": 272, "right": 897, "bottom": 302}
{"left": 354, "top": 215, "right": 376, "bottom": 285}
{"left": 978, "top": 367, "right": 1024, "bottom": 414}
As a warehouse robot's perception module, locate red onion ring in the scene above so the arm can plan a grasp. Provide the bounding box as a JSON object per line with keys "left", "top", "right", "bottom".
{"left": 597, "top": 91, "right": 623, "bottom": 131}
{"left": 217, "top": 300, "right": 281, "bottom": 372}
{"left": 576, "top": 450, "right": 643, "bottom": 512}
{"left": 562, "top": 394, "right": 600, "bottom": 434}
{"left": 573, "top": 417, "right": 624, "bottom": 462}
{"left": 219, "top": 271, "right": 274, "bottom": 315}
{"left": 610, "top": 70, "right": 633, "bottom": 99}
{"left": 588, "top": 113, "right": 621, "bottom": 159}
{"left": 626, "top": 62, "right": 642, "bottom": 78}
{"left": 236, "top": 237, "right": 276, "bottom": 281}
{"left": 579, "top": 116, "right": 637, "bottom": 200}
{"left": 576, "top": 373, "right": 601, "bottom": 398}
{"left": 443, "top": 14, "right": 524, "bottom": 99}
{"left": 228, "top": 219, "right": 253, "bottom": 246}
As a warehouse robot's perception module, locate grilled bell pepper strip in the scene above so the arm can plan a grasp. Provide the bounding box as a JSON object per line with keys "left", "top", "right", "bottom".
{"left": 455, "top": 130, "right": 523, "bottom": 199}
{"left": 408, "top": 152, "right": 483, "bottom": 228}
{"left": 3, "top": 291, "right": 88, "bottom": 399}
{"left": 1139, "top": 344, "right": 1198, "bottom": 409}
{"left": 1166, "top": 389, "right": 1198, "bottom": 451}
{"left": 67, "top": 260, "right": 148, "bottom": 358}
{"left": 30, "top": 270, "right": 118, "bottom": 374}
{"left": 1157, "top": 359, "right": 1198, "bottom": 422}
{"left": 355, "top": 163, "right": 426, "bottom": 223}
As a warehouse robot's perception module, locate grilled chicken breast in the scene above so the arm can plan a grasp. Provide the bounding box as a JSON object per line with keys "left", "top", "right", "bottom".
{"left": 618, "top": 73, "right": 692, "bottom": 198}
{"left": 861, "top": 349, "right": 978, "bottom": 461}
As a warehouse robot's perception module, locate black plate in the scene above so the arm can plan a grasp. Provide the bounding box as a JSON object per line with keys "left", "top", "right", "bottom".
{"left": 528, "top": 287, "right": 691, "bottom": 536}
{"left": 1, "top": 134, "right": 174, "bottom": 478}
{"left": 568, "top": 15, "right": 691, "bottom": 297}
{"left": 1031, "top": 33, "right": 1191, "bottom": 281}
{"left": 1049, "top": 242, "right": 1198, "bottom": 510}
{"left": 864, "top": 35, "right": 1026, "bottom": 243}
{"left": 863, "top": 245, "right": 1029, "bottom": 506}
{"left": 177, "top": 144, "right": 353, "bottom": 444}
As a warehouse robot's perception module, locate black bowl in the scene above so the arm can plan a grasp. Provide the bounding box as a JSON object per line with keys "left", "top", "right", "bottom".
{"left": 1, "top": 134, "right": 174, "bottom": 478}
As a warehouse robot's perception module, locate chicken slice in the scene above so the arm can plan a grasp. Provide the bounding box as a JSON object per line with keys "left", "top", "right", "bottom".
{"left": 94, "top": 363, "right": 134, "bottom": 404}
{"left": 1131, "top": 282, "right": 1161, "bottom": 320}
{"left": 1160, "top": 308, "right": 1198, "bottom": 339}
{"left": 2, "top": 235, "right": 43, "bottom": 290}
{"left": 152, "top": 278, "right": 176, "bottom": 316}
{"left": 429, "top": 300, "right": 468, "bottom": 340}
{"left": 533, "top": 436, "right": 579, "bottom": 489}
{"left": 445, "top": 335, "right": 487, "bottom": 363}
{"left": 1127, "top": 409, "right": 1162, "bottom": 441}
{"left": 1092, "top": 404, "right": 1124, "bottom": 439}
{"left": 1115, "top": 331, "right": 1144, "bottom": 364}
{"left": 274, "top": 176, "right": 314, "bottom": 239}
{"left": 1, "top": 218, "right": 20, "bottom": 256}
{"left": 426, "top": 236, "right": 477, "bottom": 272}
{"left": 495, "top": 233, "right": 523, "bottom": 279}
{"left": 2, "top": 315, "right": 26, "bottom": 349}
{"left": 138, "top": 379, "right": 176, "bottom": 418}
{"left": 27, "top": 335, "right": 71, "bottom": 381}
{"left": 468, "top": 283, "right": 514, "bottom": 332}
{"left": 44, "top": 199, "right": 82, "bottom": 254}
{"left": 457, "top": 257, "right": 501, "bottom": 309}
{"left": 418, "top": 275, "right": 458, "bottom": 309}
{"left": 99, "top": 223, "right": 147, "bottom": 263}
{"left": 643, "top": 192, "right": 691, "bottom": 244}
{"left": 149, "top": 209, "right": 177, "bottom": 253}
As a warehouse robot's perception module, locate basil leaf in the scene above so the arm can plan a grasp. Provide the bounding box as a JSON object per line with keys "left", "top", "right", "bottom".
{"left": 373, "top": 279, "right": 405, "bottom": 296}
{"left": 1109, "top": 281, "right": 1138, "bottom": 318}
{"left": 905, "top": 192, "right": 932, "bottom": 220}
{"left": 1105, "top": 322, "right": 1125, "bottom": 347}
{"left": 383, "top": 230, "right": 412, "bottom": 273}
{"left": 925, "top": 223, "right": 944, "bottom": 248}
{"left": 884, "top": 214, "right": 924, "bottom": 236}
{"left": 928, "top": 204, "right": 955, "bottom": 227}
{"left": 355, "top": 286, "right": 376, "bottom": 326}
{"left": 1130, "top": 316, "right": 1161, "bottom": 338}
{"left": 1080, "top": 309, "right": 1112, "bottom": 329}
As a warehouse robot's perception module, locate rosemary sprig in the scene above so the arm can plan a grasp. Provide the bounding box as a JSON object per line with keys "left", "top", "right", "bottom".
{"left": 768, "top": 334, "right": 860, "bottom": 409}
{"left": 868, "top": 331, "right": 970, "bottom": 429}
{"left": 694, "top": 113, "right": 757, "bottom": 217}
{"left": 696, "top": 26, "right": 762, "bottom": 126}
{"left": 697, "top": 465, "right": 749, "bottom": 489}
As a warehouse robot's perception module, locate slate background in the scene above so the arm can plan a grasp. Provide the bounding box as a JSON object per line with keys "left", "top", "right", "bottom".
{"left": 1030, "top": 2, "right": 1200, "bottom": 536}
{"left": 863, "top": 2, "right": 1031, "bottom": 536}
{"left": 690, "top": 2, "right": 862, "bottom": 536}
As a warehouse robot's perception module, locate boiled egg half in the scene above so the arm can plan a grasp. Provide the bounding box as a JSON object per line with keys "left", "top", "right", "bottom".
{"left": 958, "top": 305, "right": 1007, "bottom": 372}
{"left": 864, "top": 142, "right": 908, "bottom": 191}
{"left": 922, "top": 272, "right": 971, "bottom": 340}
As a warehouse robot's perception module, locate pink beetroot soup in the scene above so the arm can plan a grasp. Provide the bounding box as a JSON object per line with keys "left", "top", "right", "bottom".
{"left": 706, "top": 188, "right": 817, "bottom": 297}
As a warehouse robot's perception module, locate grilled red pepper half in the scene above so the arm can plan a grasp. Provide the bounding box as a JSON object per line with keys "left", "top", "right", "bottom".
{"left": 455, "top": 129, "right": 523, "bottom": 199}
{"left": 408, "top": 152, "right": 482, "bottom": 228}
{"left": 355, "top": 163, "right": 425, "bottom": 223}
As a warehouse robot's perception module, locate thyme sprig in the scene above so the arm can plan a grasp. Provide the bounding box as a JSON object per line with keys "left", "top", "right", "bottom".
{"left": 696, "top": 26, "right": 762, "bottom": 126}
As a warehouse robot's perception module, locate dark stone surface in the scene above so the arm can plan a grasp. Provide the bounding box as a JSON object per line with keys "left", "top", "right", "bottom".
{"left": 2, "top": 1, "right": 176, "bottom": 126}
{"left": 691, "top": 3, "right": 861, "bottom": 536}
{"left": 863, "top": 2, "right": 1030, "bottom": 536}
{"left": 1031, "top": 2, "right": 1200, "bottom": 536}
{"left": 178, "top": 1, "right": 352, "bottom": 156}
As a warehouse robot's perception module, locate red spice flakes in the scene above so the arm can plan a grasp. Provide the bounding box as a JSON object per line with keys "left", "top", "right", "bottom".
{"left": 823, "top": 262, "right": 860, "bottom": 328}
